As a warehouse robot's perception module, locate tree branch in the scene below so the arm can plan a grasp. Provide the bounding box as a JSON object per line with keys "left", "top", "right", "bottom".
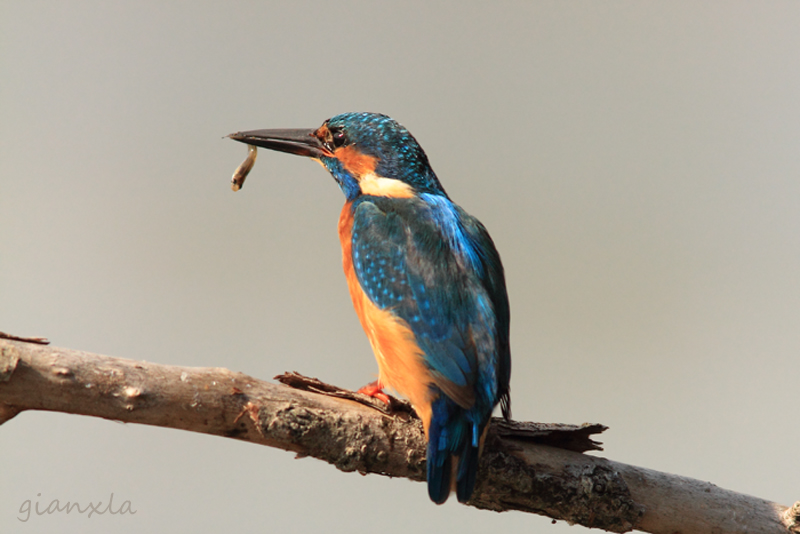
{"left": 0, "top": 338, "right": 796, "bottom": 533}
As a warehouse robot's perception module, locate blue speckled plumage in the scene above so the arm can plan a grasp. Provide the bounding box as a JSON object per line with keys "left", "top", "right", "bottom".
{"left": 322, "top": 113, "right": 511, "bottom": 504}
{"left": 230, "top": 112, "right": 511, "bottom": 504}
{"left": 323, "top": 112, "right": 447, "bottom": 199}
{"left": 348, "top": 191, "right": 509, "bottom": 503}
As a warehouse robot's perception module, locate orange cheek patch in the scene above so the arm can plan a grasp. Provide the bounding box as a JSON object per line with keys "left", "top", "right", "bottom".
{"left": 333, "top": 146, "right": 415, "bottom": 198}
{"left": 335, "top": 146, "right": 378, "bottom": 177}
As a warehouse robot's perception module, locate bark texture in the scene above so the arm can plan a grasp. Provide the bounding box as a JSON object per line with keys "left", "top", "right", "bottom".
{"left": 0, "top": 338, "right": 797, "bottom": 534}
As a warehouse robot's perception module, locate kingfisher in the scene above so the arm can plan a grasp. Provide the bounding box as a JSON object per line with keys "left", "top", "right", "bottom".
{"left": 229, "top": 112, "right": 511, "bottom": 504}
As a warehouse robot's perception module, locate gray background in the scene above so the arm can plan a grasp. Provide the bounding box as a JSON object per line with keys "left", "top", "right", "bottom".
{"left": 2, "top": 2, "right": 798, "bottom": 532}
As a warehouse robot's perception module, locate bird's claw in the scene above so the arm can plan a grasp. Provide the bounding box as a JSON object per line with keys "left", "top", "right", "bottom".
{"left": 357, "top": 380, "right": 391, "bottom": 405}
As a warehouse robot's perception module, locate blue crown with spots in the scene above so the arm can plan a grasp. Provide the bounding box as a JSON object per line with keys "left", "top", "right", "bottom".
{"left": 327, "top": 112, "right": 447, "bottom": 196}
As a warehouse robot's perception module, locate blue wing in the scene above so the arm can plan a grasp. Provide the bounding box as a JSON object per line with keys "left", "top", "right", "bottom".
{"left": 350, "top": 193, "right": 510, "bottom": 503}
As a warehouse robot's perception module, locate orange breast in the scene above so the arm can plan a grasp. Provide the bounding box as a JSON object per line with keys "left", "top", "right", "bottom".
{"left": 338, "top": 202, "right": 435, "bottom": 435}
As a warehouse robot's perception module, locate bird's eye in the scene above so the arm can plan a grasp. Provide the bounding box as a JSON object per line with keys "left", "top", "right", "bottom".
{"left": 331, "top": 128, "right": 346, "bottom": 147}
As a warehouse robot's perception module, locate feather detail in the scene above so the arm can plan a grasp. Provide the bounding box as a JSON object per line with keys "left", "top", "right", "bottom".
{"left": 339, "top": 202, "right": 435, "bottom": 433}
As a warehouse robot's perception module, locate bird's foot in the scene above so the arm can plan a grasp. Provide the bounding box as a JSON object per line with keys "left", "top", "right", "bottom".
{"left": 274, "top": 372, "right": 415, "bottom": 416}
{"left": 357, "top": 380, "right": 391, "bottom": 405}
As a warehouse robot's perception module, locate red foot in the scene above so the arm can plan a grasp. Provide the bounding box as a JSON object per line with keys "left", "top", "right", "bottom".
{"left": 357, "top": 380, "right": 391, "bottom": 405}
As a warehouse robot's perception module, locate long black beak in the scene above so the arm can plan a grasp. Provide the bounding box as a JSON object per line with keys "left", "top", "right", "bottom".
{"left": 227, "top": 128, "right": 328, "bottom": 159}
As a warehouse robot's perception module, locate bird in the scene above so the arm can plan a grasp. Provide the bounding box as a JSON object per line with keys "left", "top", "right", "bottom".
{"left": 229, "top": 112, "right": 511, "bottom": 504}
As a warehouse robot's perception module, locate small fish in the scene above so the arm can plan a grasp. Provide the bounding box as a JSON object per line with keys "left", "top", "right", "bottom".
{"left": 231, "top": 145, "right": 257, "bottom": 191}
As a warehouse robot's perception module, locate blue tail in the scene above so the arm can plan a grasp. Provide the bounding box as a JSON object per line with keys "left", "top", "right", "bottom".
{"left": 426, "top": 396, "right": 487, "bottom": 504}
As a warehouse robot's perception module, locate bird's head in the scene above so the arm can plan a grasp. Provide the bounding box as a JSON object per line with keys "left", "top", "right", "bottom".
{"left": 229, "top": 112, "right": 446, "bottom": 201}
